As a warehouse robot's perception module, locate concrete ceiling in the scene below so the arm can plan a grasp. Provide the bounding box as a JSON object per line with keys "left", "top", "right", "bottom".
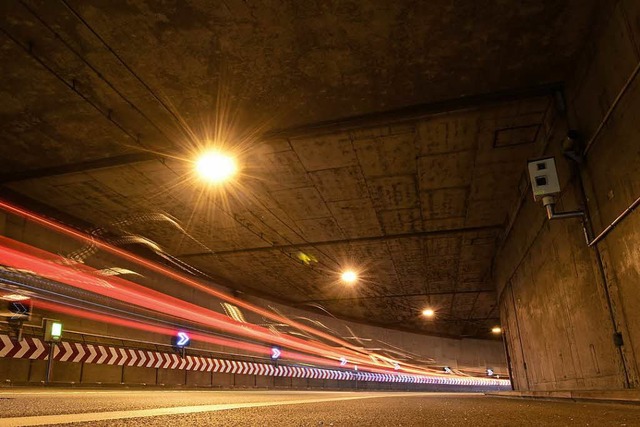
{"left": 0, "top": 0, "right": 600, "bottom": 338}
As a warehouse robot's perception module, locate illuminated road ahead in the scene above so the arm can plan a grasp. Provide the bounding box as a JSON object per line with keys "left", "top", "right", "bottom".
{"left": 1, "top": 390, "right": 639, "bottom": 426}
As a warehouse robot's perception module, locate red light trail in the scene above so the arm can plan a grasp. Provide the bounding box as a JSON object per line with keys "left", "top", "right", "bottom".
{"left": 32, "top": 300, "right": 351, "bottom": 369}
{"left": 0, "top": 235, "right": 412, "bottom": 373}
{"left": 0, "top": 200, "right": 500, "bottom": 381}
{"left": 0, "top": 200, "right": 372, "bottom": 353}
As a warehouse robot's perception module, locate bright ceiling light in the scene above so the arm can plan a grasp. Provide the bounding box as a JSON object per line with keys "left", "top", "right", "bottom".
{"left": 196, "top": 151, "right": 237, "bottom": 184}
{"left": 422, "top": 308, "right": 435, "bottom": 317}
{"left": 491, "top": 326, "right": 502, "bottom": 334}
{"left": 341, "top": 270, "right": 357, "bottom": 284}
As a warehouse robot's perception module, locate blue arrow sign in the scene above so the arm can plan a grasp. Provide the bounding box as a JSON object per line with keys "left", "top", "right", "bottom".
{"left": 339, "top": 357, "right": 347, "bottom": 366}
{"left": 271, "top": 347, "right": 281, "bottom": 359}
{"left": 10, "top": 302, "right": 28, "bottom": 320}
{"left": 176, "top": 332, "right": 190, "bottom": 347}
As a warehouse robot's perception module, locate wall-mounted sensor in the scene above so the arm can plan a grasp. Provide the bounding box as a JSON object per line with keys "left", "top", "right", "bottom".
{"left": 526, "top": 155, "right": 585, "bottom": 224}
{"left": 527, "top": 157, "right": 561, "bottom": 201}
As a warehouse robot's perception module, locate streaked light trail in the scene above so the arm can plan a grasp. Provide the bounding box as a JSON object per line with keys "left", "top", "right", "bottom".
{"left": 0, "top": 200, "right": 382, "bottom": 353}
{"left": 0, "top": 200, "right": 506, "bottom": 383}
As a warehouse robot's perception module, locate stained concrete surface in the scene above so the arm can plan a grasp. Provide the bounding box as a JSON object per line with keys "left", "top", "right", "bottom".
{"left": 495, "top": 0, "right": 640, "bottom": 392}
{"left": 0, "top": 0, "right": 638, "bottom": 403}
{"left": 1, "top": 389, "right": 640, "bottom": 426}
{"left": 0, "top": 0, "right": 604, "bottom": 340}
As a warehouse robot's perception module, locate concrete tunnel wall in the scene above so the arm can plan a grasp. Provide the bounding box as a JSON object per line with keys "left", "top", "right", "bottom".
{"left": 494, "top": 0, "right": 640, "bottom": 391}
{"left": 0, "top": 204, "right": 507, "bottom": 388}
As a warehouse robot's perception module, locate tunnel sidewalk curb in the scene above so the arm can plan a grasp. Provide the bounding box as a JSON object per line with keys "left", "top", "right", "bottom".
{"left": 485, "top": 390, "right": 640, "bottom": 405}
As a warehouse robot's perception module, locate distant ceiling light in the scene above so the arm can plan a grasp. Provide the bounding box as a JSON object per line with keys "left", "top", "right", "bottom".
{"left": 341, "top": 270, "right": 357, "bottom": 284}
{"left": 196, "top": 151, "right": 237, "bottom": 184}
{"left": 491, "top": 326, "right": 502, "bottom": 334}
{"left": 422, "top": 308, "right": 435, "bottom": 317}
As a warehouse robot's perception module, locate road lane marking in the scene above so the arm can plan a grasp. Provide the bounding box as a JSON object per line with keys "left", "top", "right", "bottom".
{"left": 0, "top": 390, "right": 478, "bottom": 397}
{"left": 0, "top": 392, "right": 450, "bottom": 426}
{"left": 0, "top": 389, "right": 358, "bottom": 396}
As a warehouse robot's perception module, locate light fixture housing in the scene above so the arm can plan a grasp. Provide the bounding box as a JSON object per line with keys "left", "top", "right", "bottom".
{"left": 195, "top": 151, "right": 237, "bottom": 184}
{"left": 341, "top": 270, "right": 357, "bottom": 284}
{"left": 491, "top": 326, "right": 502, "bottom": 334}
{"left": 422, "top": 308, "right": 435, "bottom": 317}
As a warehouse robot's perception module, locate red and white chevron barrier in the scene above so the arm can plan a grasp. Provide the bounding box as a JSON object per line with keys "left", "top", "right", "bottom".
{"left": 0, "top": 334, "right": 509, "bottom": 387}
{"left": 0, "top": 335, "right": 48, "bottom": 360}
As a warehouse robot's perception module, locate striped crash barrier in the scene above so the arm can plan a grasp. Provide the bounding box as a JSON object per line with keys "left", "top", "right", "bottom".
{"left": 0, "top": 334, "right": 510, "bottom": 386}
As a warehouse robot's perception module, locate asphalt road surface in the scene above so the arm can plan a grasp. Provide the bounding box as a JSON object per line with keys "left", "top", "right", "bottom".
{"left": 0, "top": 389, "right": 639, "bottom": 426}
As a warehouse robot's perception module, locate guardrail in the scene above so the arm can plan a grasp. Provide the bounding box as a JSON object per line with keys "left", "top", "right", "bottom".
{"left": 0, "top": 327, "right": 511, "bottom": 390}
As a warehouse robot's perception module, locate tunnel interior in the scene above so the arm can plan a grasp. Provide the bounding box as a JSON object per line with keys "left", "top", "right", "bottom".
{"left": 0, "top": 0, "right": 639, "bottom": 399}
